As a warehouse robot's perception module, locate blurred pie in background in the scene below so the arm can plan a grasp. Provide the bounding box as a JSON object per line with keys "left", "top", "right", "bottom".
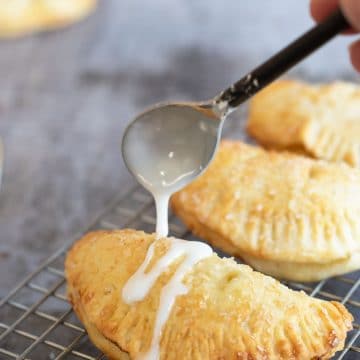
{"left": 247, "top": 80, "right": 360, "bottom": 168}
{"left": 0, "top": 0, "right": 97, "bottom": 37}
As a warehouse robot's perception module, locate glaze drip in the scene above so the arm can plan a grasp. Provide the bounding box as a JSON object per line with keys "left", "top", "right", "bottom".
{"left": 122, "top": 238, "right": 212, "bottom": 360}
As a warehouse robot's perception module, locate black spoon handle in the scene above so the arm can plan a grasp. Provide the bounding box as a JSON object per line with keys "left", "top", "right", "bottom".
{"left": 217, "top": 9, "right": 349, "bottom": 108}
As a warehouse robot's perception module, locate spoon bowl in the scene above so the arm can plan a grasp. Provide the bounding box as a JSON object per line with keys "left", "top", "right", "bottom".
{"left": 122, "top": 102, "right": 224, "bottom": 195}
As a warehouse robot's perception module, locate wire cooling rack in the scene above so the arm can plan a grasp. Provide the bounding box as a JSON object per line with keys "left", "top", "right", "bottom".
{"left": 0, "top": 184, "right": 359, "bottom": 360}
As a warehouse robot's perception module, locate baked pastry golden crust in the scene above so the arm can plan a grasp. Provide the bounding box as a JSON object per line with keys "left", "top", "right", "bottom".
{"left": 247, "top": 80, "right": 360, "bottom": 167}
{"left": 171, "top": 141, "right": 360, "bottom": 282}
{"left": 65, "top": 229, "right": 352, "bottom": 360}
{"left": 0, "top": 0, "right": 97, "bottom": 37}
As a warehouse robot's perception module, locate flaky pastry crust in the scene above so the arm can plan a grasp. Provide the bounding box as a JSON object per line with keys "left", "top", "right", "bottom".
{"left": 171, "top": 141, "right": 360, "bottom": 281}
{"left": 65, "top": 229, "right": 352, "bottom": 359}
{"left": 247, "top": 80, "right": 360, "bottom": 167}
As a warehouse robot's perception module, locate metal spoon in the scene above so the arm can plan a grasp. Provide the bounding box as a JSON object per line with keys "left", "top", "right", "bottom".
{"left": 122, "top": 9, "right": 348, "bottom": 196}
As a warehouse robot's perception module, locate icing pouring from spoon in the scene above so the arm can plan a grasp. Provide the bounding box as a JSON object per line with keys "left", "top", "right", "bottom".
{"left": 122, "top": 9, "right": 349, "bottom": 238}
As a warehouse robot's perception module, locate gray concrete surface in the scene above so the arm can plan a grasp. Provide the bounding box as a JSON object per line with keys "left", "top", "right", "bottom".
{"left": 0, "top": 0, "right": 358, "bottom": 297}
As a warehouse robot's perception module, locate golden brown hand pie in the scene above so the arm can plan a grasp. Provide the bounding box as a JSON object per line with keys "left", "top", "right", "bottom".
{"left": 65, "top": 229, "right": 352, "bottom": 360}
{"left": 171, "top": 141, "right": 360, "bottom": 282}
{"left": 247, "top": 80, "right": 360, "bottom": 167}
{"left": 0, "top": 0, "right": 96, "bottom": 37}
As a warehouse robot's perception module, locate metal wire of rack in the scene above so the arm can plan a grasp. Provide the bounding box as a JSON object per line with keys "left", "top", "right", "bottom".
{"left": 0, "top": 184, "right": 359, "bottom": 360}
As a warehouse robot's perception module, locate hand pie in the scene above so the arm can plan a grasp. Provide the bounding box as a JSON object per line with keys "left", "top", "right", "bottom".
{"left": 247, "top": 80, "right": 360, "bottom": 167}
{"left": 65, "top": 229, "right": 352, "bottom": 360}
{"left": 0, "top": 0, "right": 97, "bottom": 37}
{"left": 171, "top": 141, "right": 360, "bottom": 282}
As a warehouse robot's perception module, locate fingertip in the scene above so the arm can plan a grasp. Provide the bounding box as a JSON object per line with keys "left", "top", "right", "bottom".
{"left": 349, "top": 40, "right": 360, "bottom": 72}
{"left": 340, "top": 0, "right": 360, "bottom": 31}
{"left": 310, "top": 0, "right": 339, "bottom": 22}
{"left": 310, "top": 0, "right": 321, "bottom": 21}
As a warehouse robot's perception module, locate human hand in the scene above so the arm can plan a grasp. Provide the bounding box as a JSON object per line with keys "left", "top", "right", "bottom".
{"left": 311, "top": 0, "right": 360, "bottom": 71}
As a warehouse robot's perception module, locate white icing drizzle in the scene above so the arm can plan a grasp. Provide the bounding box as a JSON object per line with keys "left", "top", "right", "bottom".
{"left": 122, "top": 237, "right": 212, "bottom": 360}
{"left": 154, "top": 193, "right": 169, "bottom": 239}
